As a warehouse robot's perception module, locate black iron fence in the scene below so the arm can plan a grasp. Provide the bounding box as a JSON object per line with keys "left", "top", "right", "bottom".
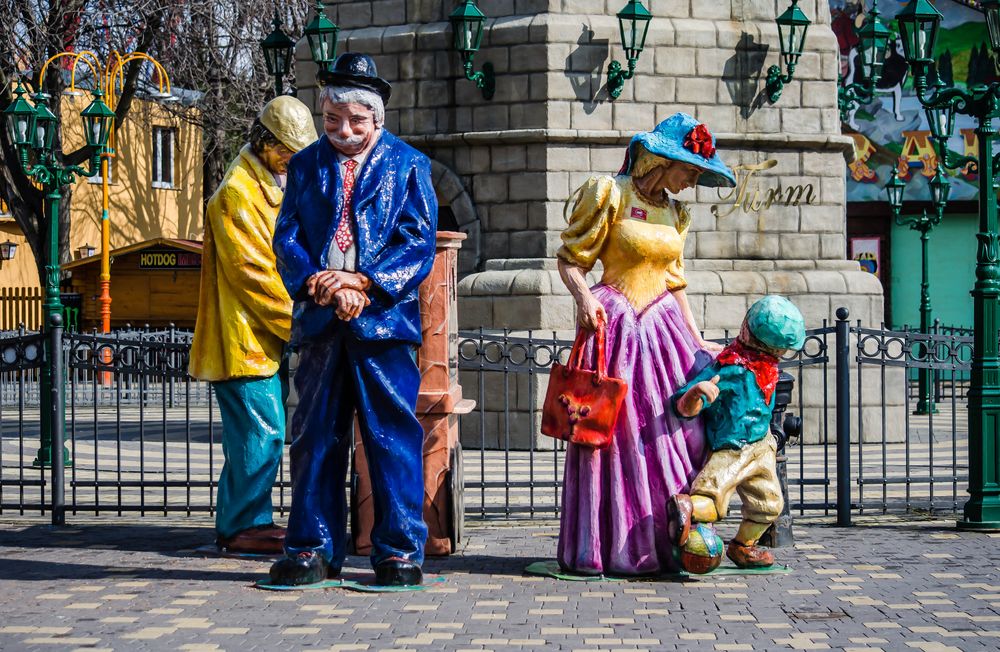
{"left": 0, "top": 308, "right": 974, "bottom": 525}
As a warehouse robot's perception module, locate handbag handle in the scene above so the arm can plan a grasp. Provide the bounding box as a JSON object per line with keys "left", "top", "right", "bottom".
{"left": 567, "top": 317, "right": 609, "bottom": 384}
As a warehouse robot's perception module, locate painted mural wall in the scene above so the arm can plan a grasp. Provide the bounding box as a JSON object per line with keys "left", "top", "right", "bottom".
{"left": 834, "top": 0, "right": 986, "bottom": 203}
{"left": 836, "top": 0, "right": 983, "bottom": 329}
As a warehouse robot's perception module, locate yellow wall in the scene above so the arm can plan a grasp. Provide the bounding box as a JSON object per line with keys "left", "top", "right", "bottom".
{"left": 0, "top": 95, "right": 203, "bottom": 290}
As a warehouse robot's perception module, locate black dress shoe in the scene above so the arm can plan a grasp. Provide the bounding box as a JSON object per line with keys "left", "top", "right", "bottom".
{"left": 268, "top": 552, "right": 330, "bottom": 586}
{"left": 374, "top": 557, "right": 423, "bottom": 586}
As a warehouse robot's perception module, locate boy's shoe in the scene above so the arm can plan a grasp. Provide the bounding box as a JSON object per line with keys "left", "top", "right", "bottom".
{"left": 726, "top": 541, "right": 774, "bottom": 568}
{"left": 667, "top": 494, "right": 693, "bottom": 546}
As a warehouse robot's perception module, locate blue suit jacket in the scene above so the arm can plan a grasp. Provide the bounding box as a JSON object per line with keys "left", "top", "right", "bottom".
{"left": 273, "top": 131, "right": 438, "bottom": 346}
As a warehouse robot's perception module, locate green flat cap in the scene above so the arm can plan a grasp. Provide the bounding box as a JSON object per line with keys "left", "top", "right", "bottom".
{"left": 746, "top": 295, "right": 806, "bottom": 351}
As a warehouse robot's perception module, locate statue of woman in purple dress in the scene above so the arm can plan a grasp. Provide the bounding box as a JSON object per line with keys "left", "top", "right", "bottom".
{"left": 555, "top": 113, "right": 736, "bottom": 576}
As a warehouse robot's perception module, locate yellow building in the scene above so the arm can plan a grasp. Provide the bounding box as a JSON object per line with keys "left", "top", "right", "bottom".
{"left": 0, "top": 94, "right": 203, "bottom": 329}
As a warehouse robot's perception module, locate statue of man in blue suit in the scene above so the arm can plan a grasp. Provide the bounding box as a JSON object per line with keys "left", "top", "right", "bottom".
{"left": 268, "top": 53, "right": 437, "bottom": 587}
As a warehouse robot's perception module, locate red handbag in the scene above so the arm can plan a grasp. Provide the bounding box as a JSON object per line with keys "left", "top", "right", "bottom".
{"left": 541, "top": 321, "right": 629, "bottom": 449}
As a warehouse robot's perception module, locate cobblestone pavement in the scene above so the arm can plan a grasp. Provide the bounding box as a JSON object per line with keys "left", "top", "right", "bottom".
{"left": 1, "top": 515, "right": 999, "bottom": 651}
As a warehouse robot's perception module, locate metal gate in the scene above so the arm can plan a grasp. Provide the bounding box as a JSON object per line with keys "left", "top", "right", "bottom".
{"left": 0, "top": 308, "right": 974, "bottom": 523}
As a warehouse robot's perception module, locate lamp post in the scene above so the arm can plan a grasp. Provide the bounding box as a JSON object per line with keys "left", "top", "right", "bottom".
{"left": 53, "top": 51, "right": 172, "bottom": 336}
{"left": 448, "top": 0, "right": 495, "bottom": 100}
{"left": 606, "top": 0, "right": 652, "bottom": 100}
{"left": 261, "top": 11, "right": 295, "bottom": 97}
{"left": 838, "top": 0, "right": 892, "bottom": 122}
{"left": 892, "top": 0, "right": 1000, "bottom": 528}
{"left": 766, "top": 0, "right": 811, "bottom": 103}
{"left": 3, "top": 79, "right": 112, "bottom": 468}
{"left": 885, "top": 168, "right": 950, "bottom": 415}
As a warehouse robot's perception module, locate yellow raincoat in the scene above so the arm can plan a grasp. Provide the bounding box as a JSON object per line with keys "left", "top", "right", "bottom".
{"left": 189, "top": 145, "right": 292, "bottom": 381}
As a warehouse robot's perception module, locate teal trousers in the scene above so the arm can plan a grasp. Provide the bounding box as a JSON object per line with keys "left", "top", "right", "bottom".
{"left": 213, "top": 373, "right": 286, "bottom": 538}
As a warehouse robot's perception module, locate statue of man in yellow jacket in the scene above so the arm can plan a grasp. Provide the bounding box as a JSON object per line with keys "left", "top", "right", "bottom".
{"left": 190, "top": 96, "right": 318, "bottom": 554}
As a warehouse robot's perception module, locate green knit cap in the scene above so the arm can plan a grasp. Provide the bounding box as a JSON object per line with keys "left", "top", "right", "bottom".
{"left": 746, "top": 295, "right": 806, "bottom": 351}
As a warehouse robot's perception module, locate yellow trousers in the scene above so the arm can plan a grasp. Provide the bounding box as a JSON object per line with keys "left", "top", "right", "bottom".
{"left": 691, "top": 436, "right": 783, "bottom": 525}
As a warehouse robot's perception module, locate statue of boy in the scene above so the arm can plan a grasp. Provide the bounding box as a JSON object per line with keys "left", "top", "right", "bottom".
{"left": 668, "top": 295, "right": 806, "bottom": 568}
{"left": 268, "top": 53, "right": 437, "bottom": 587}
{"left": 190, "top": 96, "right": 317, "bottom": 554}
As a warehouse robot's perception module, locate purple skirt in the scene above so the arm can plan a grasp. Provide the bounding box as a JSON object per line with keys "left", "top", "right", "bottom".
{"left": 557, "top": 285, "right": 709, "bottom": 575}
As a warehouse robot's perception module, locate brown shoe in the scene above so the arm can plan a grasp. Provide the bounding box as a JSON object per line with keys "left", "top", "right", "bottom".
{"left": 218, "top": 525, "right": 286, "bottom": 555}
{"left": 726, "top": 540, "right": 774, "bottom": 568}
{"left": 667, "top": 494, "right": 693, "bottom": 546}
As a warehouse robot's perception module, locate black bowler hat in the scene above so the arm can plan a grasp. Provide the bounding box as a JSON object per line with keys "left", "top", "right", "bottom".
{"left": 317, "top": 53, "right": 392, "bottom": 103}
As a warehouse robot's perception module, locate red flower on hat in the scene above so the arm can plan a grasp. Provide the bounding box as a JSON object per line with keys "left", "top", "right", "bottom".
{"left": 683, "top": 124, "right": 716, "bottom": 159}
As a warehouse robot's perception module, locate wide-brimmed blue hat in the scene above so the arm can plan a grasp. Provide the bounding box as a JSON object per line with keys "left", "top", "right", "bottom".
{"left": 624, "top": 113, "right": 736, "bottom": 188}
{"left": 746, "top": 295, "right": 806, "bottom": 352}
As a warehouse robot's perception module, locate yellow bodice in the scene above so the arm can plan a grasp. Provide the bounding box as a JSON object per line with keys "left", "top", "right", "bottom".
{"left": 557, "top": 175, "right": 691, "bottom": 311}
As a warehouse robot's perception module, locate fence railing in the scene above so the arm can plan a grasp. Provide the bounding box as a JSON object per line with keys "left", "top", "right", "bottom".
{"left": 0, "top": 309, "right": 975, "bottom": 524}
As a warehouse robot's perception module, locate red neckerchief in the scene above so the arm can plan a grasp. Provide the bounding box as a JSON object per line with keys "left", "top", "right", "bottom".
{"left": 715, "top": 340, "right": 780, "bottom": 404}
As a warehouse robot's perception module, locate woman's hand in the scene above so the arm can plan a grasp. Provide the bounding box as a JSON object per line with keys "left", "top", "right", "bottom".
{"left": 699, "top": 339, "right": 724, "bottom": 353}
{"left": 576, "top": 292, "right": 607, "bottom": 331}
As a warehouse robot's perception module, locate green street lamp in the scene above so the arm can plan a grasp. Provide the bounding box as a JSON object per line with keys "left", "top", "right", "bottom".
{"left": 896, "top": 0, "right": 941, "bottom": 70}
{"left": 30, "top": 94, "right": 58, "bottom": 154}
{"left": 3, "top": 83, "right": 37, "bottom": 152}
{"left": 261, "top": 11, "right": 295, "bottom": 97}
{"left": 449, "top": 0, "right": 495, "bottom": 100}
{"left": 893, "top": 0, "right": 1000, "bottom": 528}
{"left": 606, "top": 0, "right": 652, "bottom": 100}
{"left": 80, "top": 90, "right": 115, "bottom": 151}
{"left": 303, "top": 1, "right": 340, "bottom": 74}
{"left": 838, "top": 0, "right": 892, "bottom": 122}
{"left": 4, "top": 82, "right": 110, "bottom": 469}
{"left": 766, "top": 0, "right": 811, "bottom": 103}
{"left": 886, "top": 167, "right": 950, "bottom": 416}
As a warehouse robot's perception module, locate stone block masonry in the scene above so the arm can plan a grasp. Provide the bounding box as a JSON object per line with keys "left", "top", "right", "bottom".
{"left": 294, "top": 1, "right": 889, "bottom": 448}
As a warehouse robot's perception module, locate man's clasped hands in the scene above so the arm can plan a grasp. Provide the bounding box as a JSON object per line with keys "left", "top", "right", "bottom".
{"left": 306, "top": 270, "right": 372, "bottom": 321}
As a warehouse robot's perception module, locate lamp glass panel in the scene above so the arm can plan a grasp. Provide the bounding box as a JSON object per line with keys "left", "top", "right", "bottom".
{"left": 0, "top": 241, "right": 16, "bottom": 260}
{"left": 307, "top": 29, "right": 338, "bottom": 65}
{"left": 930, "top": 173, "right": 950, "bottom": 209}
{"left": 275, "top": 48, "right": 288, "bottom": 75}
{"left": 450, "top": 16, "right": 482, "bottom": 52}
{"left": 898, "top": 18, "right": 918, "bottom": 62}
{"left": 925, "top": 105, "right": 954, "bottom": 139}
{"left": 15, "top": 115, "right": 31, "bottom": 145}
{"left": 34, "top": 107, "right": 56, "bottom": 152}
{"left": 917, "top": 18, "right": 937, "bottom": 60}
{"left": 4, "top": 93, "right": 37, "bottom": 148}
{"left": 886, "top": 176, "right": 905, "bottom": 210}
{"left": 987, "top": 5, "right": 1000, "bottom": 52}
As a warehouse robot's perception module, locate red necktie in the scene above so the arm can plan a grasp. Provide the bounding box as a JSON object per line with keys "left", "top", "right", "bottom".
{"left": 334, "top": 159, "right": 358, "bottom": 252}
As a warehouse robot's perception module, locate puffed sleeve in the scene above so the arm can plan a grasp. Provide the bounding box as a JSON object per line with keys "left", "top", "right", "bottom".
{"left": 664, "top": 200, "right": 691, "bottom": 291}
{"left": 556, "top": 175, "right": 621, "bottom": 270}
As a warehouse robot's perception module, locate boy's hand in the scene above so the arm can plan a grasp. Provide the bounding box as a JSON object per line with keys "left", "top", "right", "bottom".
{"left": 676, "top": 375, "right": 721, "bottom": 417}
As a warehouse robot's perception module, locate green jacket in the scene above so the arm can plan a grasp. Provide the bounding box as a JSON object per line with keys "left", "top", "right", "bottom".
{"left": 672, "top": 362, "right": 774, "bottom": 452}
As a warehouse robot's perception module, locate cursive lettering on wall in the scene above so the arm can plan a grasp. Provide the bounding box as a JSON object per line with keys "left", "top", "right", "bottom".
{"left": 711, "top": 159, "right": 817, "bottom": 218}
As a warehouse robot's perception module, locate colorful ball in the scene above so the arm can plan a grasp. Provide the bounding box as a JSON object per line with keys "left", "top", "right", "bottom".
{"left": 679, "top": 523, "right": 724, "bottom": 574}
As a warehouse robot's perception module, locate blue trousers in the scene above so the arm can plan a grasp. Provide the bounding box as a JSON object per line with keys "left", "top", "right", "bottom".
{"left": 213, "top": 373, "right": 286, "bottom": 538}
{"left": 285, "top": 328, "right": 427, "bottom": 568}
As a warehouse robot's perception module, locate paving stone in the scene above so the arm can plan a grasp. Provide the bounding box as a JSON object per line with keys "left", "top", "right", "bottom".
{"left": 1, "top": 517, "right": 999, "bottom": 649}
